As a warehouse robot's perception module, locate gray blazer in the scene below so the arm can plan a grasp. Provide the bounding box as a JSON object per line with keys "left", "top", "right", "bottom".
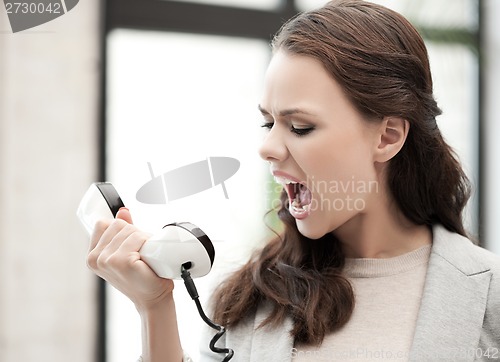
{"left": 199, "top": 224, "right": 500, "bottom": 361}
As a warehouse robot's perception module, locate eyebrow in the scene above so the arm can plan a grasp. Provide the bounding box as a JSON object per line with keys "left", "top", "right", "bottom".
{"left": 258, "top": 105, "right": 316, "bottom": 117}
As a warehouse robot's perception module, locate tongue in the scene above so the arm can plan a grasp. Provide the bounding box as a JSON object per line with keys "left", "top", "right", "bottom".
{"left": 286, "top": 183, "right": 312, "bottom": 208}
{"left": 298, "top": 184, "right": 312, "bottom": 205}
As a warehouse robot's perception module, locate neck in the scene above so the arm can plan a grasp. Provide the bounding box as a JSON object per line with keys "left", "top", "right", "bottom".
{"left": 333, "top": 192, "right": 432, "bottom": 259}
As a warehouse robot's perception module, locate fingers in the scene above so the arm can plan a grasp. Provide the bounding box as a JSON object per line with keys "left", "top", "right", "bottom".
{"left": 95, "top": 229, "right": 146, "bottom": 272}
{"left": 106, "top": 230, "right": 155, "bottom": 276}
{"left": 88, "top": 207, "right": 133, "bottom": 252}
{"left": 98, "top": 222, "right": 137, "bottom": 258}
{"left": 118, "top": 229, "right": 151, "bottom": 255}
{"left": 87, "top": 219, "right": 136, "bottom": 270}
{"left": 88, "top": 219, "right": 112, "bottom": 252}
{"left": 116, "top": 207, "right": 133, "bottom": 224}
{"left": 85, "top": 209, "right": 173, "bottom": 307}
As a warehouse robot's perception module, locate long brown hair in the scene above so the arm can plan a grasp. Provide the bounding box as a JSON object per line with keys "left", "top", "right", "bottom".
{"left": 212, "top": 0, "right": 471, "bottom": 345}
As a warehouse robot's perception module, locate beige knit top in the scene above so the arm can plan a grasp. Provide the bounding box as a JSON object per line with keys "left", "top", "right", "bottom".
{"left": 293, "top": 244, "right": 432, "bottom": 362}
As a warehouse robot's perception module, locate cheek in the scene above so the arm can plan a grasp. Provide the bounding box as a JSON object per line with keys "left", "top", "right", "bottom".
{"left": 299, "top": 136, "right": 374, "bottom": 180}
{"left": 303, "top": 142, "right": 377, "bottom": 207}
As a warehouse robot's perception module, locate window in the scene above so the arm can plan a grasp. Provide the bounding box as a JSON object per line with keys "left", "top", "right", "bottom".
{"left": 106, "top": 29, "right": 270, "bottom": 361}
{"left": 102, "top": 1, "right": 295, "bottom": 360}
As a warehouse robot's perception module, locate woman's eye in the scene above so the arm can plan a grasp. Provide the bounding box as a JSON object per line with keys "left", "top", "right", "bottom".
{"left": 260, "top": 122, "right": 314, "bottom": 136}
{"left": 291, "top": 125, "right": 315, "bottom": 136}
{"left": 260, "top": 122, "right": 274, "bottom": 130}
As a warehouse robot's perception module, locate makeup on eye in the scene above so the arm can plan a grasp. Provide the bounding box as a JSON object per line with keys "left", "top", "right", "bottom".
{"left": 290, "top": 124, "right": 315, "bottom": 136}
{"left": 258, "top": 106, "right": 317, "bottom": 136}
{"left": 260, "top": 121, "right": 274, "bottom": 130}
{"left": 260, "top": 120, "right": 315, "bottom": 137}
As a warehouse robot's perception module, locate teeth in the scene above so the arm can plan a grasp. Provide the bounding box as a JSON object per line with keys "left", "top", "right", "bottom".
{"left": 291, "top": 199, "right": 309, "bottom": 213}
{"left": 274, "top": 176, "right": 296, "bottom": 185}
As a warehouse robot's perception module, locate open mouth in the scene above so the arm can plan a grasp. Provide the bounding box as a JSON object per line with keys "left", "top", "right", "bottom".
{"left": 288, "top": 182, "right": 312, "bottom": 212}
{"left": 274, "top": 176, "right": 312, "bottom": 216}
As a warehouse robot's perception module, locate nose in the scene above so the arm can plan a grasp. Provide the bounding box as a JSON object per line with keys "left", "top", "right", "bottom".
{"left": 258, "top": 125, "right": 288, "bottom": 163}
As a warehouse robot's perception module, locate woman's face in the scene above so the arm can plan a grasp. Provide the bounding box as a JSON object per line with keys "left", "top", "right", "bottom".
{"left": 258, "top": 50, "right": 382, "bottom": 239}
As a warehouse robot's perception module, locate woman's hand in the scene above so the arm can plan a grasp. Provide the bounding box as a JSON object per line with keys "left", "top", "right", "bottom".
{"left": 87, "top": 208, "right": 174, "bottom": 311}
{"left": 87, "top": 208, "right": 184, "bottom": 361}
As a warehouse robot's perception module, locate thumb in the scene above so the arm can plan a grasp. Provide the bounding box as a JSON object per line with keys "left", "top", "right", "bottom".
{"left": 116, "top": 207, "right": 133, "bottom": 224}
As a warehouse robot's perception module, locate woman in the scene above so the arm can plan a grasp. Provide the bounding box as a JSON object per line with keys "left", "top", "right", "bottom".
{"left": 87, "top": 1, "right": 500, "bottom": 361}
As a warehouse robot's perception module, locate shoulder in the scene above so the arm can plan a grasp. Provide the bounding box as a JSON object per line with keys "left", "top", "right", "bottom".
{"left": 430, "top": 224, "right": 500, "bottom": 310}
{"left": 431, "top": 224, "right": 500, "bottom": 347}
{"left": 431, "top": 224, "right": 500, "bottom": 277}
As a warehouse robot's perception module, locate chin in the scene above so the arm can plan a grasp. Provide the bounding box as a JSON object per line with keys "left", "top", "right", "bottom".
{"left": 296, "top": 221, "right": 328, "bottom": 240}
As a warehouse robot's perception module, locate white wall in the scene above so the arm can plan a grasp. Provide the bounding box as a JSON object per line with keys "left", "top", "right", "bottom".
{"left": 0, "top": 3, "right": 100, "bottom": 361}
{"left": 484, "top": 0, "right": 500, "bottom": 254}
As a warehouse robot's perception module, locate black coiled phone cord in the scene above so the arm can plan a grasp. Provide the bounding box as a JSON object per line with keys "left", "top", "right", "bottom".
{"left": 181, "top": 266, "right": 234, "bottom": 362}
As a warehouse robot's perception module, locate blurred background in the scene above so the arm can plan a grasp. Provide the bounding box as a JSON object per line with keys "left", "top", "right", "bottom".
{"left": 0, "top": 0, "right": 499, "bottom": 361}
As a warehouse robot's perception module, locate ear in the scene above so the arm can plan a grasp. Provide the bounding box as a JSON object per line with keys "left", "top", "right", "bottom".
{"left": 374, "top": 117, "right": 409, "bottom": 163}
